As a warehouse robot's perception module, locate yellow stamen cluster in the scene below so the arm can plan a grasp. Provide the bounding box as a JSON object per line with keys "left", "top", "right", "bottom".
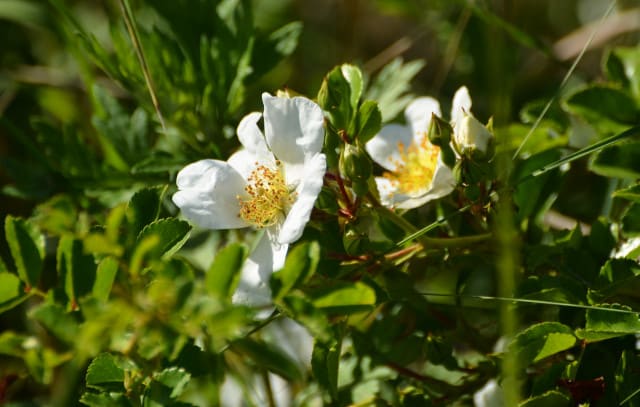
{"left": 237, "top": 162, "right": 295, "bottom": 228}
{"left": 383, "top": 136, "right": 440, "bottom": 194}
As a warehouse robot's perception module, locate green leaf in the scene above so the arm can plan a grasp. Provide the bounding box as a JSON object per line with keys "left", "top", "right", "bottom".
{"left": 590, "top": 141, "right": 640, "bottom": 179}
{"left": 576, "top": 304, "right": 640, "bottom": 342}
{"left": 231, "top": 338, "right": 303, "bottom": 382}
{"left": 0, "top": 272, "right": 25, "bottom": 313}
{"left": 604, "top": 46, "right": 640, "bottom": 98}
{"left": 93, "top": 257, "right": 119, "bottom": 302}
{"left": 311, "top": 281, "right": 376, "bottom": 313}
{"left": 80, "top": 392, "right": 130, "bottom": 407}
{"left": 512, "top": 149, "right": 562, "bottom": 221}
{"left": 563, "top": 85, "right": 638, "bottom": 133}
{"left": 622, "top": 203, "right": 640, "bottom": 237}
{"left": 154, "top": 367, "right": 191, "bottom": 399}
{"left": 4, "top": 215, "right": 44, "bottom": 288}
{"left": 354, "top": 100, "right": 382, "bottom": 144}
{"left": 311, "top": 340, "right": 340, "bottom": 400}
{"left": 271, "top": 241, "right": 319, "bottom": 301}
{"left": 0, "top": 272, "right": 21, "bottom": 303}
{"left": 616, "top": 350, "right": 640, "bottom": 406}
{"left": 206, "top": 243, "right": 246, "bottom": 301}
{"left": 365, "top": 58, "right": 424, "bottom": 121}
{"left": 318, "top": 65, "right": 353, "bottom": 131}
{"left": 518, "top": 390, "right": 571, "bottom": 407}
{"left": 341, "top": 64, "right": 363, "bottom": 113}
{"left": 30, "top": 303, "right": 79, "bottom": 344}
{"left": 86, "top": 353, "right": 125, "bottom": 392}
{"left": 508, "top": 322, "right": 576, "bottom": 366}
{"left": 136, "top": 218, "right": 191, "bottom": 259}
{"left": 250, "top": 21, "right": 302, "bottom": 80}
{"left": 613, "top": 183, "right": 640, "bottom": 202}
{"left": 128, "top": 187, "right": 163, "bottom": 236}
{"left": 57, "top": 235, "right": 97, "bottom": 306}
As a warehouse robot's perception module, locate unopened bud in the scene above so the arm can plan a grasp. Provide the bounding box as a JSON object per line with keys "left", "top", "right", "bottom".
{"left": 428, "top": 113, "right": 453, "bottom": 146}
{"left": 454, "top": 114, "right": 493, "bottom": 159}
{"left": 339, "top": 144, "right": 372, "bottom": 196}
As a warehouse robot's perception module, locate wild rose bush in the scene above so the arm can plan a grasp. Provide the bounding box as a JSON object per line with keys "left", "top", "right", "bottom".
{"left": 1, "top": 1, "right": 640, "bottom": 406}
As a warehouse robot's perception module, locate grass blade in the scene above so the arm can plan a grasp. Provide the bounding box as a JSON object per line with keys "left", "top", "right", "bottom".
{"left": 520, "top": 125, "right": 640, "bottom": 182}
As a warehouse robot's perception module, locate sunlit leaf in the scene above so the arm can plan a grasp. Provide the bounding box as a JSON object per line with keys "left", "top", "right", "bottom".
{"left": 206, "top": 243, "right": 246, "bottom": 301}
{"left": 576, "top": 304, "right": 640, "bottom": 342}
{"left": 271, "top": 241, "right": 319, "bottom": 301}
{"left": 508, "top": 322, "right": 576, "bottom": 366}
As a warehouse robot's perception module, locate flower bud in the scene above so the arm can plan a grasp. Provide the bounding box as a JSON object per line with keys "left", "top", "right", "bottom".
{"left": 339, "top": 144, "right": 372, "bottom": 196}
{"left": 428, "top": 113, "right": 453, "bottom": 146}
{"left": 454, "top": 114, "right": 493, "bottom": 159}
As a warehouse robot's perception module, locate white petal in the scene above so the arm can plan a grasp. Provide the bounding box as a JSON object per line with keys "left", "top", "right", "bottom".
{"left": 451, "top": 86, "right": 472, "bottom": 128}
{"left": 395, "top": 155, "right": 455, "bottom": 210}
{"left": 374, "top": 176, "right": 399, "bottom": 208}
{"left": 237, "top": 111, "right": 270, "bottom": 157}
{"left": 365, "top": 124, "right": 412, "bottom": 172}
{"left": 404, "top": 97, "right": 441, "bottom": 141}
{"left": 227, "top": 149, "right": 275, "bottom": 180}
{"left": 262, "top": 93, "right": 325, "bottom": 165}
{"left": 232, "top": 233, "right": 288, "bottom": 306}
{"left": 173, "top": 159, "right": 250, "bottom": 229}
{"left": 278, "top": 153, "right": 326, "bottom": 244}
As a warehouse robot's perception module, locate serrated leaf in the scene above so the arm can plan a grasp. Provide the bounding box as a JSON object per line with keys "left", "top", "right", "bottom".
{"left": 576, "top": 304, "right": 640, "bottom": 342}
{"left": 136, "top": 218, "right": 191, "bottom": 259}
{"left": 508, "top": 322, "right": 576, "bottom": 366}
{"left": 30, "top": 303, "right": 79, "bottom": 344}
{"left": 271, "top": 241, "right": 319, "bottom": 301}
{"left": 231, "top": 338, "right": 303, "bottom": 382}
{"left": 4, "top": 215, "right": 44, "bottom": 287}
{"left": 206, "top": 243, "right": 246, "bottom": 301}
{"left": 127, "top": 187, "right": 163, "bottom": 236}
{"left": 86, "top": 353, "right": 125, "bottom": 392}
{"left": 518, "top": 390, "right": 571, "bottom": 407}
{"left": 311, "top": 281, "right": 376, "bottom": 313}
{"left": 93, "top": 257, "right": 118, "bottom": 302}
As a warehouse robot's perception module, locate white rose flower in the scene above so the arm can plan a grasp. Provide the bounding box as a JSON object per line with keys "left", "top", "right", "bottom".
{"left": 365, "top": 88, "right": 472, "bottom": 209}
{"left": 451, "top": 86, "right": 493, "bottom": 156}
{"left": 173, "top": 93, "right": 326, "bottom": 305}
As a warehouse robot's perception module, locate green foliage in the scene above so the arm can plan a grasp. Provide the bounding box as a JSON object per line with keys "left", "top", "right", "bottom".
{"left": 3, "top": 1, "right": 640, "bottom": 406}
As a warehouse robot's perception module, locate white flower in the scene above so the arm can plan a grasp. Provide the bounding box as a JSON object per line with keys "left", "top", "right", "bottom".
{"left": 473, "top": 379, "right": 504, "bottom": 407}
{"left": 452, "top": 87, "right": 492, "bottom": 156}
{"left": 173, "top": 93, "right": 326, "bottom": 305}
{"left": 365, "top": 88, "right": 471, "bottom": 209}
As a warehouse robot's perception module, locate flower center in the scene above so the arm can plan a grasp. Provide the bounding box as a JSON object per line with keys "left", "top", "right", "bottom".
{"left": 237, "top": 161, "right": 296, "bottom": 228}
{"left": 383, "top": 136, "right": 440, "bottom": 194}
